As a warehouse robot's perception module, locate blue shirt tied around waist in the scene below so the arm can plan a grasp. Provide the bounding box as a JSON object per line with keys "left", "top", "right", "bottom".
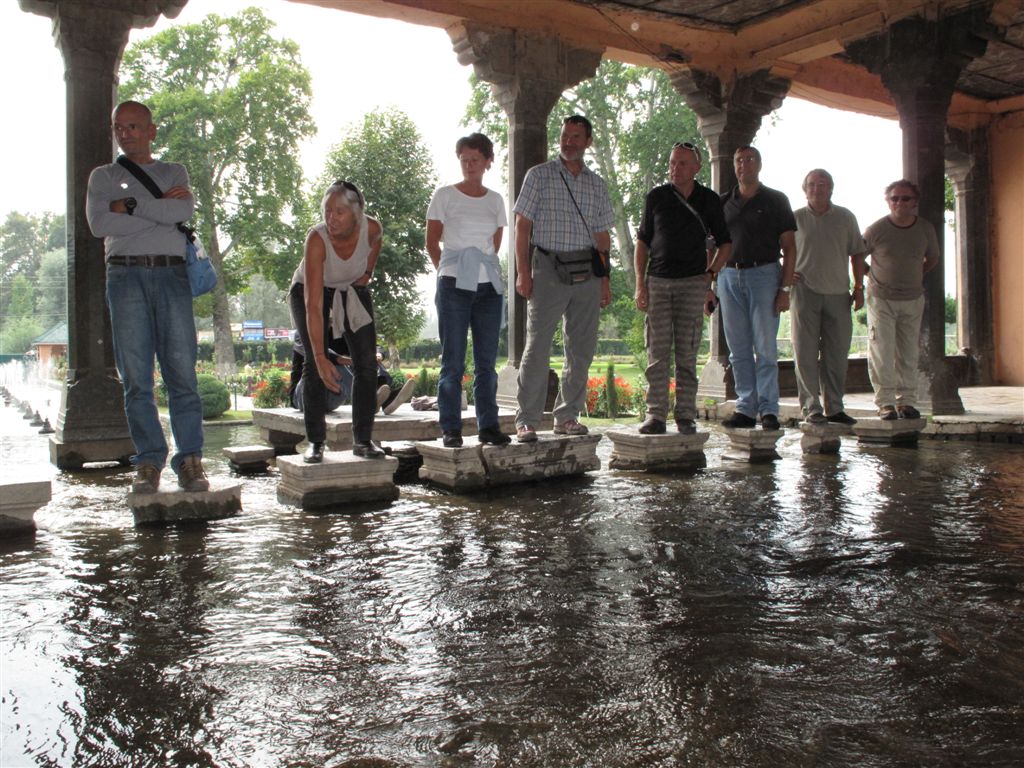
{"left": 439, "top": 246, "right": 504, "bottom": 294}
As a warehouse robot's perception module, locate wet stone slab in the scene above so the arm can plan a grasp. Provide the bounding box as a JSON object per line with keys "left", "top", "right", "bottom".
{"left": 722, "top": 427, "right": 784, "bottom": 463}
{"left": 276, "top": 452, "right": 399, "bottom": 510}
{"left": 128, "top": 480, "right": 242, "bottom": 527}
{"left": 605, "top": 428, "right": 709, "bottom": 471}
{"left": 799, "top": 422, "right": 853, "bottom": 454}
{"left": 223, "top": 444, "right": 275, "bottom": 473}
{"left": 417, "top": 433, "right": 602, "bottom": 491}
{"left": 0, "top": 479, "right": 51, "bottom": 537}
{"left": 853, "top": 418, "right": 926, "bottom": 445}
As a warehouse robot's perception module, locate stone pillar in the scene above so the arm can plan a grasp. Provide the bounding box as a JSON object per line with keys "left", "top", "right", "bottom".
{"left": 20, "top": 0, "right": 186, "bottom": 467}
{"left": 669, "top": 68, "right": 790, "bottom": 401}
{"left": 847, "top": 12, "right": 991, "bottom": 414}
{"left": 449, "top": 23, "right": 602, "bottom": 403}
{"left": 946, "top": 127, "right": 994, "bottom": 385}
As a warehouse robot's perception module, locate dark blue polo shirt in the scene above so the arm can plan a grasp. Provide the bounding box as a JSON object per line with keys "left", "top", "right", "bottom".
{"left": 721, "top": 184, "right": 797, "bottom": 266}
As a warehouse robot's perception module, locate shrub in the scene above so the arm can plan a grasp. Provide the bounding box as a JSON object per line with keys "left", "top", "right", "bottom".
{"left": 414, "top": 367, "right": 440, "bottom": 397}
{"left": 585, "top": 373, "right": 637, "bottom": 418}
{"left": 196, "top": 373, "right": 231, "bottom": 419}
{"left": 252, "top": 368, "right": 291, "bottom": 408}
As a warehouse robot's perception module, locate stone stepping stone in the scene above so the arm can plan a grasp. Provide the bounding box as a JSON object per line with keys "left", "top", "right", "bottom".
{"left": 223, "top": 444, "right": 275, "bottom": 473}
{"left": 799, "top": 422, "right": 852, "bottom": 454}
{"left": 128, "top": 479, "right": 242, "bottom": 526}
{"left": 853, "top": 417, "right": 926, "bottom": 446}
{"left": 722, "top": 427, "right": 784, "bottom": 463}
{"left": 605, "top": 428, "right": 709, "bottom": 471}
{"left": 277, "top": 452, "right": 399, "bottom": 510}
{"left": 0, "top": 479, "right": 51, "bottom": 537}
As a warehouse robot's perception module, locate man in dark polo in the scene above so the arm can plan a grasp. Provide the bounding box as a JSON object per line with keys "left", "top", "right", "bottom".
{"left": 717, "top": 146, "right": 797, "bottom": 430}
{"left": 634, "top": 141, "right": 731, "bottom": 434}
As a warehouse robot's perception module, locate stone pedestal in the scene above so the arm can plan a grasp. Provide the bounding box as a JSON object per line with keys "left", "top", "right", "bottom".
{"left": 417, "top": 434, "right": 601, "bottom": 491}
{"left": 605, "top": 428, "right": 710, "bottom": 471}
{"left": 0, "top": 480, "right": 52, "bottom": 538}
{"left": 799, "top": 423, "right": 852, "bottom": 455}
{"left": 128, "top": 480, "right": 242, "bottom": 527}
{"left": 277, "top": 452, "right": 399, "bottom": 511}
{"left": 223, "top": 445, "right": 274, "bottom": 473}
{"left": 50, "top": 434, "right": 135, "bottom": 469}
{"left": 722, "top": 428, "right": 784, "bottom": 463}
{"left": 853, "top": 418, "right": 927, "bottom": 446}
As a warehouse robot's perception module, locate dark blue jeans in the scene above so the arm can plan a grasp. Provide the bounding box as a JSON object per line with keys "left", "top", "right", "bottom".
{"left": 289, "top": 283, "right": 377, "bottom": 444}
{"left": 435, "top": 277, "right": 503, "bottom": 433}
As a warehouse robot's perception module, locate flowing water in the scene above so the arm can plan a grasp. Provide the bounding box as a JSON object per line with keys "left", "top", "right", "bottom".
{"left": 2, "top": 396, "right": 1023, "bottom": 767}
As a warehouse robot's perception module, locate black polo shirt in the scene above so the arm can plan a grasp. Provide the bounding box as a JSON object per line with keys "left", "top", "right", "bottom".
{"left": 721, "top": 184, "right": 797, "bottom": 266}
{"left": 637, "top": 182, "right": 732, "bottom": 279}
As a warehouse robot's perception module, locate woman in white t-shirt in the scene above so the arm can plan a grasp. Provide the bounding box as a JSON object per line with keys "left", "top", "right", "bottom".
{"left": 426, "top": 133, "right": 509, "bottom": 447}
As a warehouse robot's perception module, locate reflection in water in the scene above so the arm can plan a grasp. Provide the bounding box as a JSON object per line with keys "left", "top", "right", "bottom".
{"left": 2, "top": 419, "right": 1023, "bottom": 767}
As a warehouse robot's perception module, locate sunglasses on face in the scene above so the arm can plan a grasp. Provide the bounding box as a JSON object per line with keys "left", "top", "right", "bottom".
{"left": 888, "top": 195, "right": 916, "bottom": 203}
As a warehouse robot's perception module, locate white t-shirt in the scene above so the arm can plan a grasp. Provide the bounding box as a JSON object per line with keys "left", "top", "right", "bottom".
{"left": 426, "top": 185, "right": 506, "bottom": 280}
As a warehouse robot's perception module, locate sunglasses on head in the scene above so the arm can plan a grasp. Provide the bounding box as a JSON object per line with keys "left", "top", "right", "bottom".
{"left": 888, "top": 195, "right": 916, "bottom": 202}
{"left": 672, "top": 141, "right": 701, "bottom": 160}
{"left": 333, "top": 179, "right": 364, "bottom": 205}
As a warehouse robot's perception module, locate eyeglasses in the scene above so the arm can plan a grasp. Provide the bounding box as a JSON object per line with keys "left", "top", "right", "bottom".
{"left": 888, "top": 195, "right": 916, "bottom": 203}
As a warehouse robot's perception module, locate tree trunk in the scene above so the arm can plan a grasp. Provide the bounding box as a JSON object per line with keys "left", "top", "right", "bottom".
{"left": 387, "top": 341, "right": 402, "bottom": 374}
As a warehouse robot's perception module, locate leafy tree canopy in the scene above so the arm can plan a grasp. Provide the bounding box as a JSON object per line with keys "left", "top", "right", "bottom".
{"left": 313, "top": 108, "right": 436, "bottom": 364}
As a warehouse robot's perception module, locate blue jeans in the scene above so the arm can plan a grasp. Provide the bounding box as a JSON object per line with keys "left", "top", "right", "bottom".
{"left": 436, "top": 277, "right": 503, "bottom": 433}
{"left": 105, "top": 263, "right": 203, "bottom": 472}
{"left": 718, "top": 262, "right": 781, "bottom": 417}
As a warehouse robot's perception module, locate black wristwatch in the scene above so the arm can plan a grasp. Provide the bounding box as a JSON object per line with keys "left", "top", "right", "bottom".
{"left": 124, "top": 197, "right": 137, "bottom": 216}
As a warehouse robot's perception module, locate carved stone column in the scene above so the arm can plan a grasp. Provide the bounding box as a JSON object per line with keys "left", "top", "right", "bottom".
{"left": 670, "top": 68, "right": 790, "bottom": 401}
{"left": 449, "top": 23, "right": 602, "bottom": 405}
{"left": 946, "top": 127, "right": 994, "bottom": 385}
{"left": 20, "top": 0, "right": 186, "bottom": 467}
{"left": 848, "top": 11, "right": 990, "bottom": 414}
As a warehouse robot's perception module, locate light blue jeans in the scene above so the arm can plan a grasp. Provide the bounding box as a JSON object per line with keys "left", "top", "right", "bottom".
{"left": 105, "top": 263, "right": 203, "bottom": 472}
{"left": 718, "top": 262, "right": 781, "bottom": 418}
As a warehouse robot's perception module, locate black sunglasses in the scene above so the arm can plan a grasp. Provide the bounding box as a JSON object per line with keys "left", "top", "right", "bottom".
{"left": 888, "top": 195, "right": 916, "bottom": 203}
{"left": 332, "top": 179, "right": 364, "bottom": 206}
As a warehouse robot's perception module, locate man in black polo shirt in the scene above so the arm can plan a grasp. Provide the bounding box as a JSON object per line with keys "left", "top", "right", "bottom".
{"left": 634, "top": 142, "right": 732, "bottom": 434}
{"left": 718, "top": 146, "right": 797, "bottom": 430}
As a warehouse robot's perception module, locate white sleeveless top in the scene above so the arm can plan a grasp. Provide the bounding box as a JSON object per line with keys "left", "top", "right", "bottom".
{"left": 291, "top": 217, "right": 370, "bottom": 289}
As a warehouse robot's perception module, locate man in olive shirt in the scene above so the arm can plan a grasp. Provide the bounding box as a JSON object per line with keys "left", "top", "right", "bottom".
{"left": 792, "top": 169, "right": 865, "bottom": 426}
{"left": 862, "top": 179, "right": 939, "bottom": 420}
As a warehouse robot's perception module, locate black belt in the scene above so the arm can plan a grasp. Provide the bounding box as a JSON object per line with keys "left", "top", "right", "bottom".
{"left": 107, "top": 254, "right": 185, "bottom": 267}
{"left": 725, "top": 259, "right": 777, "bottom": 270}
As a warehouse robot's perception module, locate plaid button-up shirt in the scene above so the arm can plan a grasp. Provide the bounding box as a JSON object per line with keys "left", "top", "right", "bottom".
{"left": 514, "top": 158, "right": 613, "bottom": 252}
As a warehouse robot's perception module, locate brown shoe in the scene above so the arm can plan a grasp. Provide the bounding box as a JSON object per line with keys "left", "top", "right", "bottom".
{"left": 878, "top": 405, "right": 898, "bottom": 421}
{"left": 553, "top": 419, "right": 589, "bottom": 436}
{"left": 897, "top": 405, "right": 921, "bottom": 419}
{"left": 516, "top": 424, "right": 537, "bottom": 443}
{"left": 132, "top": 463, "right": 161, "bottom": 494}
{"left": 176, "top": 454, "right": 210, "bottom": 492}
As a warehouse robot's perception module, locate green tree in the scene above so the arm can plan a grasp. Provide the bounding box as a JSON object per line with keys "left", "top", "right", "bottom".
{"left": 7, "top": 274, "right": 35, "bottom": 319}
{"left": 35, "top": 248, "right": 68, "bottom": 331}
{"left": 119, "top": 7, "right": 315, "bottom": 374}
{"left": 1, "top": 211, "right": 64, "bottom": 323}
{"left": 314, "top": 109, "right": 435, "bottom": 367}
{"left": 234, "top": 273, "right": 292, "bottom": 329}
{"left": 0, "top": 316, "right": 43, "bottom": 355}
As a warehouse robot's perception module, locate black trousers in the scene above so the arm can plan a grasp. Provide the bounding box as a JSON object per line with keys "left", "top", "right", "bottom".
{"left": 288, "top": 282, "right": 377, "bottom": 444}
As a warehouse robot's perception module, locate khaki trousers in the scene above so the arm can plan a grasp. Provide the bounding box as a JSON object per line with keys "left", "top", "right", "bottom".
{"left": 867, "top": 293, "right": 924, "bottom": 408}
{"left": 643, "top": 274, "right": 706, "bottom": 421}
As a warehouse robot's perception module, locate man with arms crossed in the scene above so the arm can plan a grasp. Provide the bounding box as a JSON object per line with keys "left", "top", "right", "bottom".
{"left": 862, "top": 179, "right": 939, "bottom": 420}
{"left": 634, "top": 141, "right": 731, "bottom": 434}
{"left": 86, "top": 100, "right": 208, "bottom": 493}
{"left": 792, "top": 169, "right": 866, "bottom": 426}
{"left": 513, "top": 115, "right": 613, "bottom": 442}
{"left": 718, "top": 146, "right": 797, "bottom": 431}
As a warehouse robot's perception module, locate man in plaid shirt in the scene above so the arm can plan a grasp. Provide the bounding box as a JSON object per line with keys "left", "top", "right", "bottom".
{"left": 512, "top": 115, "right": 613, "bottom": 442}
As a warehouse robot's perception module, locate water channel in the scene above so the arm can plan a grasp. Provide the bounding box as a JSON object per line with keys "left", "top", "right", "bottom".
{"left": 2, "top": 390, "right": 1023, "bottom": 767}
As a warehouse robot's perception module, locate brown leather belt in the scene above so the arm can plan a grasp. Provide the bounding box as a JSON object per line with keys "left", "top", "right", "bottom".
{"left": 725, "top": 259, "right": 777, "bottom": 270}
{"left": 107, "top": 254, "right": 185, "bottom": 267}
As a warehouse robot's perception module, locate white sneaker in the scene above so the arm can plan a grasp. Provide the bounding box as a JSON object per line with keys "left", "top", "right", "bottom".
{"left": 383, "top": 379, "right": 416, "bottom": 415}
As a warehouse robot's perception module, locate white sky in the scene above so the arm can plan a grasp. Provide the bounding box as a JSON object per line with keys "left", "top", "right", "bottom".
{"left": 2, "top": 0, "right": 955, "bottom": 294}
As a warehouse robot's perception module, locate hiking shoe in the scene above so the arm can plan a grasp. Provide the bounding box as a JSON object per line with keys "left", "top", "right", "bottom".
{"left": 478, "top": 426, "right": 511, "bottom": 445}
{"left": 516, "top": 425, "right": 537, "bottom": 443}
{"left": 442, "top": 430, "right": 463, "bottom": 448}
{"left": 132, "top": 463, "right": 161, "bottom": 494}
{"left": 553, "top": 419, "right": 589, "bottom": 436}
{"left": 383, "top": 379, "right": 416, "bottom": 415}
{"left": 826, "top": 411, "right": 857, "bottom": 425}
{"left": 805, "top": 412, "right": 828, "bottom": 425}
{"left": 722, "top": 412, "right": 756, "bottom": 429}
{"left": 176, "top": 454, "right": 209, "bottom": 492}
{"left": 637, "top": 417, "right": 666, "bottom": 435}
{"left": 376, "top": 385, "right": 391, "bottom": 409}
{"left": 761, "top": 413, "right": 781, "bottom": 431}
{"left": 897, "top": 405, "right": 921, "bottom": 419}
{"left": 676, "top": 418, "right": 697, "bottom": 434}
{"left": 879, "top": 405, "right": 898, "bottom": 420}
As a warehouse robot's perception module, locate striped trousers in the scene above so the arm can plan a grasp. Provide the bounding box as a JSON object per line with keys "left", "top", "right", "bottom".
{"left": 643, "top": 274, "right": 706, "bottom": 421}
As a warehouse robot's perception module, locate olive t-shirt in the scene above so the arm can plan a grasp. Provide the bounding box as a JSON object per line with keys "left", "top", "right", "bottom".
{"left": 863, "top": 215, "right": 939, "bottom": 301}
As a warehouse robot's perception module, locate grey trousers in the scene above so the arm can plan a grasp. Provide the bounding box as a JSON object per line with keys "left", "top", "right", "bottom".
{"left": 790, "top": 284, "right": 853, "bottom": 416}
{"left": 867, "top": 293, "right": 924, "bottom": 408}
{"left": 643, "top": 274, "right": 706, "bottom": 421}
{"left": 516, "top": 249, "right": 602, "bottom": 428}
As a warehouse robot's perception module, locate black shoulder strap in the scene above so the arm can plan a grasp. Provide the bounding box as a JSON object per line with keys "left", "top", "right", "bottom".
{"left": 116, "top": 155, "right": 195, "bottom": 241}
{"left": 558, "top": 170, "right": 593, "bottom": 243}
{"left": 669, "top": 185, "right": 710, "bottom": 238}
{"left": 116, "top": 155, "right": 164, "bottom": 199}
